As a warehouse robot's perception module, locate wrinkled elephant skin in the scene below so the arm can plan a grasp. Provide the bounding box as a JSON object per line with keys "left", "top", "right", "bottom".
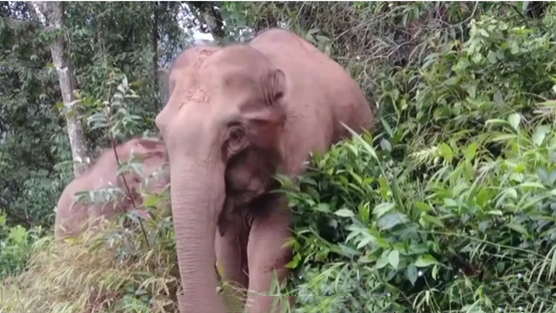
{"left": 54, "top": 137, "right": 169, "bottom": 241}
{"left": 156, "top": 28, "right": 375, "bottom": 313}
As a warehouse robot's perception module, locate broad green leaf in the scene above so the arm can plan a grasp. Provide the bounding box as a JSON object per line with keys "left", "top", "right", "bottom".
{"left": 376, "top": 251, "right": 390, "bottom": 269}
{"left": 143, "top": 195, "right": 158, "bottom": 207}
{"left": 506, "top": 223, "right": 529, "bottom": 237}
{"left": 464, "top": 142, "right": 478, "bottom": 162}
{"left": 380, "top": 118, "right": 394, "bottom": 138}
{"left": 405, "top": 264, "right": 418, "bottom": 285}
{"left": 504, "top": 188, "right": 518, "bottom": 199}
{"left": 444, "top": 198, "right": 458, "bottom": 207}
{"left": 414, "top": 254, "right": 439, "bottom": 268}
{"left": 334, "top": 208, "right": 354, "bottom": 218}
{"left": 487, "top": 50, "right": 498, "bottom": 64}
{"left": 373, "top": 202, "right": 395, "bottom": 218}
{"left": 464, "top": 83, "right": 476, "bottom": 98}
{"left": 445, "top": 77, "right": 458, "bottom": 86}
{"left": 314, "top": 203, "right": 331, "bottom": 213}
{"left": 8, "top": 225, "right": 28, "bottom": 244}
{"left": 377, "top": 212, "right": 409, "bottom": 231}
{"left": 532, "top": 125, "right": 550, "bottom": 146}
{"left": 380, "top": 138, "right": 392, "bottom": 151}
{"left": 415, "top": 201, "right": 433, "bottom": 212}
{"left": 538, "top": 168, "right": 549, "bottom": 184}
{"left": 508, "top": 113, "right": 521, "bottom": 131}
{"left": 388, "top": 250, "right": 400, "bottom": 270}
{"left": 432, "top": 264, "right": 440, "bottom": 280}
{"left": 438, "top": 143, "right": 453, "bottom": 163}
{"left": 493, "top": 92, "right": 504, "bottom": 105}
{"left": 549, "top": 170, "right": 556, "bottom": 185}
{"left": 421, "top": 213, "right": 445, "bottom": 228}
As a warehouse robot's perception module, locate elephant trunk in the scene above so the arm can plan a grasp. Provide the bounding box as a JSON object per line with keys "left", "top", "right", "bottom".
{"left": 170, "top": 160, "right": 227, "bottom": 313}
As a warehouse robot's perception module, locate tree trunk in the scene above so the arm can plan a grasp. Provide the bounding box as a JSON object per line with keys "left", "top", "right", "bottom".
{"left": 157, "top": 68, "right": 170, "bottom": 105}
{"left": 151, "top": 2, "right": 161, "bottom": 107}
{"left": 34, "top": 1, "right": 89, "bottom": 178}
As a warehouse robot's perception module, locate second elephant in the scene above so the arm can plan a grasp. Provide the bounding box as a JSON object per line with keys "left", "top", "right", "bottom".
{"left": 54, "top": 137, "right": 170, "bottom": 241}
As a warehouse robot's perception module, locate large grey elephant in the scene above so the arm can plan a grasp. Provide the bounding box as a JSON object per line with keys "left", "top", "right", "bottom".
{"left": 156, "top": 28, "right": 375, "bottom": 313}
{"left": 54, "top": 137, "right": 169, "bottom": 241}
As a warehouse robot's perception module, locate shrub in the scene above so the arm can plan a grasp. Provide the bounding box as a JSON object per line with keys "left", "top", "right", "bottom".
{"left": 283, "top": 12, "right": 556, "bottom": 313}
{"left": 285, "top": 122, "right": 556, "bottom": 312}
{"left": 0, "top": 211, "right": 44, "bottom": 279}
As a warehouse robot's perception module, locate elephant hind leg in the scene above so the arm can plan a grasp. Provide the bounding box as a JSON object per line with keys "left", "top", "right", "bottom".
{"left": 215, "top": 219, "right": 249, "bottom": 311}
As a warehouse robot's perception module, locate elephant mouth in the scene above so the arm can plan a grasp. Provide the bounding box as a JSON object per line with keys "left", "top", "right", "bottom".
{"left": 217, "top": 182, "right": 283, "bottom": 237}
{"left": 217, "top": 197, "right": 252, "bottom": 237}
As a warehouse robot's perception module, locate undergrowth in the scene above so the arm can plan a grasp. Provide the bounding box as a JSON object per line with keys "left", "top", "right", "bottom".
{"left": 0, "top": 211, "right": 178, "bottom": 313}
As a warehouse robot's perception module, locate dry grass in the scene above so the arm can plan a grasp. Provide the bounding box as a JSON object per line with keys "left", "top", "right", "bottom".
{"left": 0, "top": 217, "right": 179, "bottom": 313}
{"left": 0, "top": 215, "right": 260, "bottom": 313}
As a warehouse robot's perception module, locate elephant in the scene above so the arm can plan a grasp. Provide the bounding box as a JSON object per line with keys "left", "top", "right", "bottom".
{"left": 155, "top": 28, "right": 375, "bottom": 313}
{"left": 54, "top": 137, "right": 170, "bottom": 241}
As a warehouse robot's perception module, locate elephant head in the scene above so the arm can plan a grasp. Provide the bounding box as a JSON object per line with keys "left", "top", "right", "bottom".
{"left": 55, "top": 137, "right": 169, "bottom": 241}
{"left": 123, "top": 137, "right": 170, "bottom": 198}
{"left": 156, "top": 43, "right": 287, "bottom": 313}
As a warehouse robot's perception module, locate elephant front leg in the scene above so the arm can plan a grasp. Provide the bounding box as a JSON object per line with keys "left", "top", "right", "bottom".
{"left": 245, "top": 196, "right": 295, "bottom": 313}
{"left": 215, "top": 218, "right": 249, "bottom": 311}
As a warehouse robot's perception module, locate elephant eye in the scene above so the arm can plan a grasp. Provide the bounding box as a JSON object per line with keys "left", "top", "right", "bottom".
{"left": 229, "top": 127, "right": 244, "bottom": 145}
{"left": 224, "top": 123, "right": 247, "bottom": 158}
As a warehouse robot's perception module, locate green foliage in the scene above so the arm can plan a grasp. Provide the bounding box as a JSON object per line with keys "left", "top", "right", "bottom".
{"left": 0, "top": 1, "right": 185, "bottom": 228}
{"left": 0, "top": 5, "right": 72, "bottom": 227}
{"left": 277, "top": 3, "right": 556, "bottom": 313}
{"left": 377, "top": 14, "right": 556, "bottom": 158}
{"left": 0, "top": 211, "right": 44, "bottom": 279}
{"left": 286, "top": 126, "right": 556, "bottom": 312}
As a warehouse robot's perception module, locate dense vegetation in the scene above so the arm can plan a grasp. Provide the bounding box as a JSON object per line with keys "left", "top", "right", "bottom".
{"left": 2, "top": 1, "right": 556, "bottom": 313}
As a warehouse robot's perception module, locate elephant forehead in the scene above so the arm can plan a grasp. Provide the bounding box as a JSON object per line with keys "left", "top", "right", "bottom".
{"left": 170, "top": 69, "right": 260, "bottom": 107}
{"left": 172, "top": 45, "right": 218, "bottom": 70}
{"left": 178, "top": 88, "right": 211, "bottom": 105}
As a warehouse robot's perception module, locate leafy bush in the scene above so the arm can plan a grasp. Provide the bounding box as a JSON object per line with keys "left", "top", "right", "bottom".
{"left": 0, "top": 211, "right": 44, "bottom": 279}
{"left": 286, "top": 125, "right": 556, "bottom": 312}
{"left": 282, "top": 10, "right": 556, "bottom": 313}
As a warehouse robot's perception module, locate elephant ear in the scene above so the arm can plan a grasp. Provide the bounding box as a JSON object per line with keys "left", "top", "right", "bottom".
{"left": 245, "top": 68, "right": 287, "bottom": 148}
{"left": 264, "top": 68, "right": 286, "bottom": 108}
{"left": 136, "top": 138, "right": 163, "bottom": 150}
{"left": 133, "top": 138, "right": 166, "bottom": 160}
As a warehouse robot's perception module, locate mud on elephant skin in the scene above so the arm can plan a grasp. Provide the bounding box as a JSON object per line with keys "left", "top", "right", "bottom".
{"left": 156, "top": 28, "right": 375, "bottom": 313}
{"left": 54, "top": 137, "right": 170, "bottom": 241}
